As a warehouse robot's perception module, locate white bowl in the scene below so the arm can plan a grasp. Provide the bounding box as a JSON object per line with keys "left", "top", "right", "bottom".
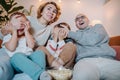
{"left": 47, "top": 69, "right": 72, "bottom": 80}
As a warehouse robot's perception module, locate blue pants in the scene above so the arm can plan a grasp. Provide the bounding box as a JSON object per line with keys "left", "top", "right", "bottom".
{"left": 10, "top": 50, "right": 46, "bottom": 80}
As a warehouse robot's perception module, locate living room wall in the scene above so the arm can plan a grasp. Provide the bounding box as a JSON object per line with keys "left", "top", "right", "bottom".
{"left": 104, "top": 0, "right": 120, "bottom": 37}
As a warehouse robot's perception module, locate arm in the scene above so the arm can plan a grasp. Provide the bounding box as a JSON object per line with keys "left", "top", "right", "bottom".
{"left": 83, "top": 24, "right": 109, "bottom": 46}
{"left": 24, "top": 21, "right": 35, "bottom": 49}
{"left": 4, "top": 26, "right": 18, "bottom": 52}
{"left": 68, "top": 24, "right": 109, "bottom": 46}
{"left": 68, "top": 31, "right": 82, "bottom": 43}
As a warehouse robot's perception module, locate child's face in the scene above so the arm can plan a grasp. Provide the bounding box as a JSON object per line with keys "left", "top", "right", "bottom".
{"left": 41, "top": 4, "right": 57, "bottom": 22}
{"left": 10, "top": 15, "right": 27, "bottom": 35}
{"left": 75, "top": 14, "right": 89, "bottom": 30}
{"left": 53, "top": 24, "right": 69, "bottom": 35}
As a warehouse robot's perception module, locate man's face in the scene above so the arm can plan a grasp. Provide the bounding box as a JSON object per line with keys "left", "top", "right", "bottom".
{"left": 75, "top": 14, "right": 89, "bottom": 29}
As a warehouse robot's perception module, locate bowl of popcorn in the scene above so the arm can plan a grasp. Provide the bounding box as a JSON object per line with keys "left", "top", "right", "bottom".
{"left": 47, "top": 68, "right": 72, "bottom": 80}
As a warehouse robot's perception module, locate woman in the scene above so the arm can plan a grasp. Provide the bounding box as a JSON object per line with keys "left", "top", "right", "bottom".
{"left": 27, "top": 1, "right": 61, "bottom": 46}
{"left": 0, "top": 1, "right": 61, "bottom": 80}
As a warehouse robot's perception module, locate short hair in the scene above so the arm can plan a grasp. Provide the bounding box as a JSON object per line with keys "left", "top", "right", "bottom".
{"left": 54, "top": 22, "right": 71, "bottom": 30}
{"left": 37, "top": 1, "right": 61, "bottom": 25}
{"left": 75, "top": 13, "right": 88, "bottom": 21}
{"left": 9, "top": 12, "right": 26, "bottom": 20}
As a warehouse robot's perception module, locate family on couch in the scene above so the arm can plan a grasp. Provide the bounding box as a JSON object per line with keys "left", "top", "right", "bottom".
{"left": 0, "top": 1, "right": 120, "bottom": 80}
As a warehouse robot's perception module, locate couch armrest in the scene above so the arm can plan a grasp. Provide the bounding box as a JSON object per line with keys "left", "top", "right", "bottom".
{"left": 0, "top": 39, "right": 2, "bottom": 48}
{"left": 111, "top": 46, "right": 120, "bottom": 61}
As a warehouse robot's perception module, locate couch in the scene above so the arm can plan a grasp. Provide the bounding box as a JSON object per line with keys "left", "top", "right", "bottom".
{"left": 0, "top": 36, "right": 120, "bottom": 80}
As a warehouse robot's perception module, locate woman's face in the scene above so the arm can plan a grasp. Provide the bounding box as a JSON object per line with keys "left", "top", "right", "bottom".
{"left": 41, "top": 4, "right": 57, "bottom": 22}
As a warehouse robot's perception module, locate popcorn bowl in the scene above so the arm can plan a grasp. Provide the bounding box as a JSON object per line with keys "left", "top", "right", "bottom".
{"left": 47, "top": 69, "right": 72, "bottom": 80}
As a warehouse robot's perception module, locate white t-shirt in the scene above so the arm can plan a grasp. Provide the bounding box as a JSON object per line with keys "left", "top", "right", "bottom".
{"left": 2, "top": 34, "right": 33, "bottom": 57}
{"left": 46, "top": 40, "right": 65, "bottom": 58}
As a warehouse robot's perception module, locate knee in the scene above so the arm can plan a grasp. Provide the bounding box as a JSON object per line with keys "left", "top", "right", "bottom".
{"left": 72, "top": 61, "right": 100, "bottom": 80}
{"left": 36, "top": 46, "right": 45, "bottom": 50}
{"left": 67, "top": 42, "right": 76, "bottom": 49}
{"left": 66, "top": 43, "right": 76, "bottom": 55}
{"left": 33, "top": 50, "right": 45, "bottom": 58}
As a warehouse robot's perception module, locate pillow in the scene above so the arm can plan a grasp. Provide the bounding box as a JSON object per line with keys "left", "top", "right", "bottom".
{"left": 111, "top": 46, "right": 120, "bottom": 60}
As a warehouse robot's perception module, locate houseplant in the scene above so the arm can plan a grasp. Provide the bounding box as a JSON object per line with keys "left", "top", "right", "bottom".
{"left": 0, "top": 0, "right": 24, "bottom": 28}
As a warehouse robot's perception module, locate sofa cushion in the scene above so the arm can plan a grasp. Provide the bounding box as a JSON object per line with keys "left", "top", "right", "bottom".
{"left": 111, "top": 46, "right": 120, "bottom": 60}
{"left": 109, "top": 36, "right": 120, "bottom": 46}
{"left": 13, "top": 73, "right": 32, "bottom": 80}
{"left": 0, "top": 48, "right": 14, "bottom": 80}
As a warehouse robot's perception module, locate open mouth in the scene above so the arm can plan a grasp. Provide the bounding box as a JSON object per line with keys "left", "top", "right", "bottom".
{"left": 17, "top": 29, "right": 24, "bottom": 32}
{"left": 79, "top": 22, "right": 84, "bottom": 25}
{"left": 47, "top": 14, "right": 53, "bottom": 19}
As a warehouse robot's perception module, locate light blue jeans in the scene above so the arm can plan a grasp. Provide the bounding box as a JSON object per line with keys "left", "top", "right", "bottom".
{"left": 10, "top": 50, "right": 46, "bottom": 80}
{"left": 73, "top": 57, "right": 120, "bottom": 80}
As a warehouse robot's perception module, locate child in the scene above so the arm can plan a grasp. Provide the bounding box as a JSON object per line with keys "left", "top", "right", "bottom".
{"left": 2, "top": 12, "right": 48, "bottom": 80}
{"left": 2, "top": 12, "right": 35, "bottom": 57}
{"left": 37, "top": 22, "right": 76, "bottom": 69}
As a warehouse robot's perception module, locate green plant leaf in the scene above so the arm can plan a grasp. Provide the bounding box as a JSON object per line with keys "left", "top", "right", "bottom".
{"left": 0, "top": 10, "right": 3, "bottom": 14}
{"left": 8, "top": 6, "right": 24, "bottom": 14}
{"left": 0, "top": 0, "right": 9, "bottom": 12}
{"left": 12, "top": 2, "right": 17, "bottom": 7}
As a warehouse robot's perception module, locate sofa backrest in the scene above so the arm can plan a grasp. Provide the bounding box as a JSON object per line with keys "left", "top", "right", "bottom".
{"left": 109, "top": 36, "right": 120, "bottom": 46}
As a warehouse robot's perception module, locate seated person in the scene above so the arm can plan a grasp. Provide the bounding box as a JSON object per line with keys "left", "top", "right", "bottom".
{"left": 37, "top": 22, "right": 76, "bottom": 69}
{"left": 67, "top": 13, "right": 120, "bottom": 80}
{"left": 2, "top": 12, "right": 48, "bottom": 80}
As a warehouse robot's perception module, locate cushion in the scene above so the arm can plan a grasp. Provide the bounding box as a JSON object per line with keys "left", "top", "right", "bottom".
{"left": 0, "top": 48, "right": 14, "bottom": 80}
{"left": 13, "top": 73, "right": 32, "bottom": 80}
{"left": 111, "top": 46, "right": 120, "bottom": 60}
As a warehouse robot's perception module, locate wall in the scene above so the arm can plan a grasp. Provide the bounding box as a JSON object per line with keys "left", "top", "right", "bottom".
{"left": 16, "top": 0, "right": 120, "bottom": 37}
{"left": 104, "top": 0, "right": 120, "bottom": 37}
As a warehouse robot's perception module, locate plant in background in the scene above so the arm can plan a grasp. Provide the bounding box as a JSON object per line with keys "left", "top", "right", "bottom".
{"left": 0, "top": 0, "right": 24, "bottom": 28}
{"left": 22, "top": 5, "right": 34, "bottom": 16}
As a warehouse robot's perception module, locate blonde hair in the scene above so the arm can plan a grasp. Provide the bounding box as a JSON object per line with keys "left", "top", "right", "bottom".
{"left": 37, "top": 1, "right": 61, "bottom": 25}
